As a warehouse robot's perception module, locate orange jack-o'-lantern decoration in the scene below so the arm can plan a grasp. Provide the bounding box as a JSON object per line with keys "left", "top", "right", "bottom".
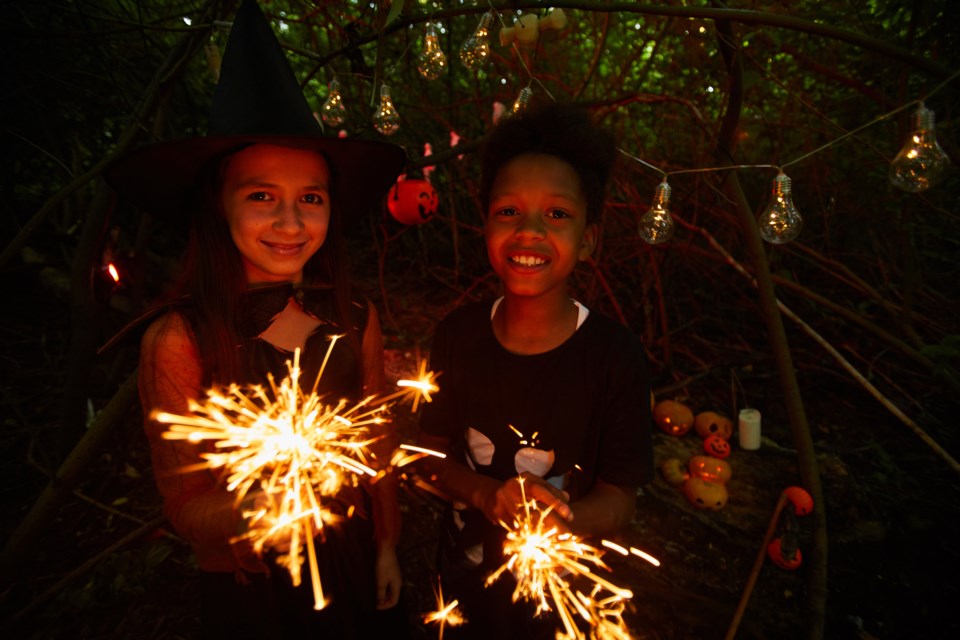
{"left": 694, "top": 411, "right": 734, "bottom": 440}
{"left": 703, "top": 434, "right": 731, "bottom": 459}
{"left": 653, "top": 399, "right": 694, "bottom": 436}
{"left": 387, "top": 178, "right": 438, "bottom": 225}
{"left": 682, "top": 477, "right": 728, "bottom": 510}
{"left": 767, "top": 537, "right": 802, "bottom": 570}
{"left": 784, "top": 486, "right": 814, "bottom": 516}
{"left": 688, "top": 455, "right": 732, "bottom": 484}
{"left": 660, "top": 458, "right": 689, "bottom": 486}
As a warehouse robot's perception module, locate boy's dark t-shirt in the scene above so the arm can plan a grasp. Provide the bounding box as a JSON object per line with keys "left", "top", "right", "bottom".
{"left": 419, "top": 298, "right": 654, "bottom": 569}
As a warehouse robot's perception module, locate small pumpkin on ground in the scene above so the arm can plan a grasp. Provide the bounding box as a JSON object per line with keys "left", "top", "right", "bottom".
{"left": 693, "top": 411, "right": 734, "bottom": 440}
{"left": 653, "top": 399, "right": 694, "bottom": 436}
{"left": 681, "top": 476, "right": 728, "bottom": 511}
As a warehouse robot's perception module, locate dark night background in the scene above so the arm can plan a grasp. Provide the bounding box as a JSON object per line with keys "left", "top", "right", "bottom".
{"left": 2, "top": 2, "right": 959, "bottom": 638}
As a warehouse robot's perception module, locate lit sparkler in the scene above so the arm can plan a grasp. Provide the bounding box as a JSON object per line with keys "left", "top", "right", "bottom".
{"left": 153, "top": 338, "right": 391, "bottom": 610}
{"left": 391, "top": 357, "right": 440, "bottom": 412}
{"left": 422, "top": 578, "right": 466, "bottom": 640}
{"left": 485, "top": 477, "right": 638, "bottom": 639}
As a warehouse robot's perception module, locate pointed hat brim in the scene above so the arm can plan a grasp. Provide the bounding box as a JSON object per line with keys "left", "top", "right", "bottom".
{"left": 105, "top": 0, "right": 405, "bottom": 219}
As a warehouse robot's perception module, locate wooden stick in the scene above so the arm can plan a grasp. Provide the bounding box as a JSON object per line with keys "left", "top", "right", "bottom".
{"left": 724, "top": 491, "right": 789, "bottom": 640}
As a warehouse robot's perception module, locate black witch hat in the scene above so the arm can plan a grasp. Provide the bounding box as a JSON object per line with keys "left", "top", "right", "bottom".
{"left": 105, "top": 0, "right": 405, "bottom": 218}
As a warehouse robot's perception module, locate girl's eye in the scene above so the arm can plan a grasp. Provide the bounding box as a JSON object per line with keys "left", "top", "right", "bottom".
{"left": 247, "top": 191, "right": 271, "bottom": 201}
{"left": 302, "top": 193, "right": 325, "bottom": 205}
{"left": 495, "top": 207, "right": 519, "bottom": 217}
{"left": 546, "top": 208, "right": 570, "bottom": 219}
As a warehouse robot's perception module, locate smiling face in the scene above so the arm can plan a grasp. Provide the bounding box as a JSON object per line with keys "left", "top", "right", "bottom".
{"left": 220, "top": 144, "right": 331, "bottom": 284}
{"left": 484, "top": 153, "right": 597, "bottom": 301}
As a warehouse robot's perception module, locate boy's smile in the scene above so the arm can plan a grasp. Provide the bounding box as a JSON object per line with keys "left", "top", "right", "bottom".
{"left": 485, "top": 153, "right": 596, "bottom": 300}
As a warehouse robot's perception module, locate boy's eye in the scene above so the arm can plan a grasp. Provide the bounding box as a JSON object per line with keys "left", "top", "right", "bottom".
{"left": 546, "top": 208, "right": 570, "bottom": 219}
{"left": 495, "top": 207, "right": 519, "bottom": 217}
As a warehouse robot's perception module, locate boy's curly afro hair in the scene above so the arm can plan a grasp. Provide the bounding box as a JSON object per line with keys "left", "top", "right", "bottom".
{"left": 479, "top": 101, "right": 617, "bottom": 224}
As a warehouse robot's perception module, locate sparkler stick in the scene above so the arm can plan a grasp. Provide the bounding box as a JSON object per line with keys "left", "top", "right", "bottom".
{"left": 485, "top": 477, "right": 638, "bottom": 639}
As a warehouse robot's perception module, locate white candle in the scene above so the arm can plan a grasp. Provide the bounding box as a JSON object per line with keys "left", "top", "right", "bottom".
{"left": 738, "top": 408, "right": 762, "bottom": 450}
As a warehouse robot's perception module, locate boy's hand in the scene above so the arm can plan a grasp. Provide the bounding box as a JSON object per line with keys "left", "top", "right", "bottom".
{"left": 484, "top": 472, "right": 573, "bottom": 530}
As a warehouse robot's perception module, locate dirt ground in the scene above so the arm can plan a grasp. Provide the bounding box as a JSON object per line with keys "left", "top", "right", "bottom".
{"left": 2, "top": 270, "right": 959, "bottom": 640}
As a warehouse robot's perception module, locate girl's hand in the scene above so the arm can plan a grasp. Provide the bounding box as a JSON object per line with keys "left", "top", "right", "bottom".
{"left": 375, "top": 544, "right": 402, "bottom": 609}
{"left": 482, "top": 472, "right": 573, "bottom": 531}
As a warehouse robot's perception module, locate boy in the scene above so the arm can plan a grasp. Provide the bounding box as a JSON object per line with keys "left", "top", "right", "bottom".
{"left": 418, "top": 102, "right": 653, "bottom": 638}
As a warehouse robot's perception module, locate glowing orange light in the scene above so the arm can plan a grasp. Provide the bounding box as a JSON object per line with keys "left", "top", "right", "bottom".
{"left": 107, "top": 263, "right": 120, "bottom": 282}
{"left": 486, "top": 477, "right": 635, "bottom": 639}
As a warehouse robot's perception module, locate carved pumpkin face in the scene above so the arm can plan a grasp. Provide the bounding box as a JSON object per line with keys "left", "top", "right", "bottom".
{"left": 688, "top": 455, "right": 732, "bottom": 484}
{"left": 682, "top": 477, "right": 728, "bottom": 510}
{"left": 694, "top": 411, "right": 734, "bottom": 440}
{"left": 703, "top": 434, "right": 731, "bottom": 459}
{"left": 653, "top": 399, "right": 694, "bottom": 436}
{"left": 387, "top": 179, "right": 438, "bottom": 225}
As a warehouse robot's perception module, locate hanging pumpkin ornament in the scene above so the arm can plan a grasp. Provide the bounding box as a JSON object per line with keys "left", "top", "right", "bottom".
{"left": 694, "top": 411, "right": 733, "bottom": 440}
{"left": 387, "top": 176, "right": 438, "bottom": 225}
{"left": 653, "top": 399, "right": 694, "bottom": 436}
{"left": 688, "top": 455, "right": 732, "bottom": 484}
{"left": 681, "top": 476, "right": 728, "bottom": 511}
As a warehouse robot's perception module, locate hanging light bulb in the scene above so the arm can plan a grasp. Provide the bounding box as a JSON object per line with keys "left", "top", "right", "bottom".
{"left": 417, "top": 23, "right": 447, "bottom": 80}
{"left": 372, "top": 83, "right": 400, "bottom": 136}
{"left": 320, "top": 78, "right": 346, "bottom": 127}
{"left": 889, "top": 102, "right": 950, "bottom": 193}
{"left": 758, "top": 172, "right": 803, "bottom": 244}
{"left": 638, "top": 180, "right": 675, "bottom": 244}
{"left": 506, "top": 86, "right": 534, "bottom": 118}
{"left": 459, "top": 12, "right": 494, "bottom": 69}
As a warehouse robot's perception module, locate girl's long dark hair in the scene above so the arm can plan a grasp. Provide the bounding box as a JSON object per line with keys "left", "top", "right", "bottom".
{"left": 171, "top": 149, "right": 362, "bottom": 389}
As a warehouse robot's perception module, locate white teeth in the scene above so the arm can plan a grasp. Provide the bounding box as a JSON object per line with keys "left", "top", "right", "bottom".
{"left": 512, "top": 255, "right": 545, "bottom": 266}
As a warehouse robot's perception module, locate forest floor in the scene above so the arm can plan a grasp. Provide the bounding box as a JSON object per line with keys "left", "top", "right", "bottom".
{"left": 2, "top": 266, "right": 959, "bottom": 640}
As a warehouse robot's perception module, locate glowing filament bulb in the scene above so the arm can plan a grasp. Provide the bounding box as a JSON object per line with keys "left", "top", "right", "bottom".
{"left": 758, "top": 172, "right": 803, "bottom": 244}
{"left": 372, "top": 84, "right": 400, "bottom": 136}
{"left": 417, "top": 23, "right": 447, "bottom": 80}
{"left": 459, "top": 12, "right": 494, "bottom": 69}
{"left": 320, "top": 78, "right": 346, "bottom": 127}
{"left": 509, "top": 86, "right": 534, "bottom": 118}
{"left": 889, "top": 102, "right": 950, "bottom": 193}
{"left": 638, "top": 179, "right": 676, "bottom": 244}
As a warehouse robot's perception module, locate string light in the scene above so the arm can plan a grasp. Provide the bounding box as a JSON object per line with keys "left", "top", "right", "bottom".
{"left": 417, "top": 23, "right": 447, "bottom": 80}
{"left": 889, "top": 102, "right": 951, "bottom": 193}
{"left": 758, "top": 172, "right": 803, "bottom": 244}
{"left": 320, "top": 78, "right": 346, "bottom": 128}
{"left": 459, "top": 12, "right": 494, "bottom": 69}
{"left": 638, "top": 179, "right": 676, "bottom": 244}
{"left": 372, "top": 83, "right": 401, "bottom": 136}
{"left": 508, "top": 85, "right": 534, "bottom": 118}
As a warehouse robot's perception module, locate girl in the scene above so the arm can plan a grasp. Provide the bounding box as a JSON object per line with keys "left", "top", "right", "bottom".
{"left": 105, "top": 1, "right": 407, "bottom": 637}
{"left": 417, "top": 102, "right": 654, "bottom": 639}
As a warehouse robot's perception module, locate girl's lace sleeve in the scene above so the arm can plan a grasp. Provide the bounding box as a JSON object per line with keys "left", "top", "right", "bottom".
{"left": 139, "top": 312, "right": 241, "bottom": 543}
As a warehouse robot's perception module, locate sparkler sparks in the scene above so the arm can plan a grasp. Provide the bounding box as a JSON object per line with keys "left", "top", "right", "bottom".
{"left": 485, "top": 477, "right": 637, "bottom": 639}
{"left": 422, "top": 578, "right": 466, "bottom": 640}
{"left": 153, "top": 339, "right": 392, "bottom": 610}
{"left": 392, "top": 357, "right": 440, "bottom": 412}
